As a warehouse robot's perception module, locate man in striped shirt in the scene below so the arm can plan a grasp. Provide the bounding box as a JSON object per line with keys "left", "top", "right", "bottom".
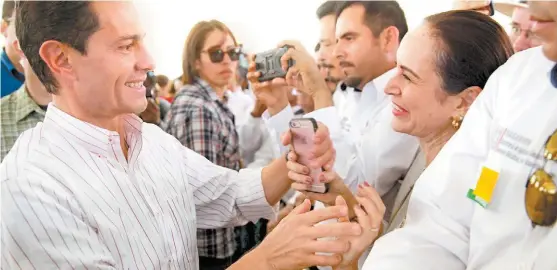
{"left": 1, "top": 1, "right": 363, "bottom": 270}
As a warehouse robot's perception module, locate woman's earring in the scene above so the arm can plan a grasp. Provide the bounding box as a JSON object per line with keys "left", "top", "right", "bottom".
{"left": 451, "top": 115, "right": 464, "bottom": 130}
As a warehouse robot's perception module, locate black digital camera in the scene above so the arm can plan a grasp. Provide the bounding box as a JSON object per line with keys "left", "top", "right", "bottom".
{"left": 254, "top": 46, "right": 295, "bottom": 82}
{"left": 144, "top": 70, "right": 157, "bottom": 98}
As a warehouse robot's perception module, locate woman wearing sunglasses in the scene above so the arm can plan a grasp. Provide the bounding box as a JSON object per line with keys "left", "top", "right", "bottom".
{"left": 162, "top": 19, "right": 250, "bottom": 270}
{"left": 287, "top": 10, "right": 515, "bottom": 269}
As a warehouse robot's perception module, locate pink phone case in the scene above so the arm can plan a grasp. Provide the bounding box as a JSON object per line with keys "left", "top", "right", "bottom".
{"left": 290, "top": 118, "right": 327, "bottom": 193}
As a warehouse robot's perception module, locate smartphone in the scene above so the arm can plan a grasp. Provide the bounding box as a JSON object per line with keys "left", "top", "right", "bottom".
{"left": 289, "top": 118, "right": 328, "bottom": 193}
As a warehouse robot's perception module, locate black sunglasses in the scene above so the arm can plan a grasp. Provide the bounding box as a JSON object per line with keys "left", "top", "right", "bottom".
{"left": 203, "top": 47, "right": 242, "bottom": 64}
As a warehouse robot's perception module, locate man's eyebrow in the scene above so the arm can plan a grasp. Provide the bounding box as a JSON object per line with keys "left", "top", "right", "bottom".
{"left": 115, "top": 33, "right": 145, "bottom": 43}
{"left": 400, "top": 65, "right": 421, "bottom": 80}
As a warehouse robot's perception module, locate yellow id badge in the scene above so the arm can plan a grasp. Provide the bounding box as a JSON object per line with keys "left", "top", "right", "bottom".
{"left": 467, "top": 166, "right": 500, "bottom": 208}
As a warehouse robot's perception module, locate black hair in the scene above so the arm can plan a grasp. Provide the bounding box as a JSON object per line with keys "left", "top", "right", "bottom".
{"left": 15, "top": 1, "right": 100, "bottom": 94}
{"left": 425, "top": 10, "right": 514, "bottom": 94}
{"left": 336, "top": 1, "right": 408, "bottom": 42}
{"left": 316, "top": 1, "right": 342, "bottom": 19}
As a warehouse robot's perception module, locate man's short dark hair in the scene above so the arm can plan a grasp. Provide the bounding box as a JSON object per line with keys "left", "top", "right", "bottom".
{"left": 15, "top": 1, "right": 100, "bottom": 94}
{"left": 336, "top": 1, "right": 408, "bottom": 42}
{"left": 2, "top": 0, "right": 15, "bottom": 22}
{"left": 316, "top": 1, "right": 342, "bottom": 19}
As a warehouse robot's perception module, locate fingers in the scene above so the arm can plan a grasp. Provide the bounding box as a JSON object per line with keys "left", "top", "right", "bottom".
{"left": 301, "top": 204, "right": 349, "bottom": 225}
{"left": 304, "top": 239, "right": 350, "bottom": 254}
{"left": 286, "top": 159, "right": 309, "bottom": 175}
{"left": 280, "top": 48, "right": 296, "bottom": 72}
{"left": 355, "top": 186, "right": 383, "bottom": 231}
{"left": 246, "top": 70, "right": 261, "bottom": 84}
{"left": 359, "top": 183, "right": 386, "bottom": 216}
{"left": 308, "top": 222, "right": 362, "bottom": 239}
{"left": 335, "top": 195, "right": 350, "bottom": 222}
{"left": 319, "top": 171, "right": 338, "bottom": 184}
{"left": 314, "top": 122, "right": 330, "bottom": 144}
{"left": 302, "top": 192, "right": 338, "bottom": 206}
{"left": 311, "top": 143, "right": 334, "bottom": 169}
{"left": 303, "top": 254, "right": 343, "bottom": 268}
{"left": 290, "top": 199, "right": 312, "bottom": 216}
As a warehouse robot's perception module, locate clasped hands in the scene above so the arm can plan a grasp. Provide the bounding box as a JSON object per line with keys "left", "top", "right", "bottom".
{"left": 254, "top": 121, "right": 384, "bottom": 270}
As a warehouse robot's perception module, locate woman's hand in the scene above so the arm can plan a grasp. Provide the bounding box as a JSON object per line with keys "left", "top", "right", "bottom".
{"left": 335, "top": 184, "right": 386, "bottom": 268}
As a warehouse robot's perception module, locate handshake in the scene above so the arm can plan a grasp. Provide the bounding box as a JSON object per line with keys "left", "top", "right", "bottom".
{"left": 234, "top": 122, "right": 385, "bottom": 270}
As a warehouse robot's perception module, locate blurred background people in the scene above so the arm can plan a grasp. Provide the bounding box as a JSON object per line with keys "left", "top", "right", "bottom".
{"left": 1, "top": 0, "right": 24, "bottom": 97}
{"left": 495, "top": 0, "right": 542, "bottom": 52}
{"left": 162, "top": 19, "right": 259, "bottom": 269}
{"left": 1, "top": 39, "right": 50, "bottom": 161}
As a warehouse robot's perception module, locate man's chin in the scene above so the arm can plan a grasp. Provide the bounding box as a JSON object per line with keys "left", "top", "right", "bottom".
{"left": 344, "top": 77, "right": 362, "bottom": 89}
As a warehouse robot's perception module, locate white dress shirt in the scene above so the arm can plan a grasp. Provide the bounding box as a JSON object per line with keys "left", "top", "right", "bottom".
{"left": 1, "top": 105, "right": 275, "bottom": 269}
{"left": 365, "top": 47, "right": 557, "bottom": 270}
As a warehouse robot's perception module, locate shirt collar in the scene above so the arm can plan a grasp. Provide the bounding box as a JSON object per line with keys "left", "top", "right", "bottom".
{"left": 195, "top": 78, "right": 222, "bottom": 102}
{"left": 42, "top": 104, "right": 144, "bottom": 160}
{"left": 13, "top": 84, "right": 46, "bottom": 123}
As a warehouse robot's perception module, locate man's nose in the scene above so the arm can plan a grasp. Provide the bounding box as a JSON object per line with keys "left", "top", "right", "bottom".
{"left": 513, "top": 33, "right": 530, "bottom": 52}
{"left": 138, "top": 44, "right": 156, "bottom": 71}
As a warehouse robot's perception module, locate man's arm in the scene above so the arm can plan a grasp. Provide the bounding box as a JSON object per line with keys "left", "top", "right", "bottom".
{"left": 182, "top": 143, "right": 289, "bottom": 229}
{"left": 2, "top": 173, "right": 117, "bottom": 269}
{"left": 363, "top": 63, "right": 500, "bottom": 270}
{"left": 182, "top": 123, "right": 333, "bottom": 229}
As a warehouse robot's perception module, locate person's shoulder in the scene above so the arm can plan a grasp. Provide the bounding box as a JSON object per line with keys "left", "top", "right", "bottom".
{"left": 500, "top": 47, "right": 552, "bottom": 76}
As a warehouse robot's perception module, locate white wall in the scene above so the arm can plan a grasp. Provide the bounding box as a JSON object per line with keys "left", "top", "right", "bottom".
{"left": 1, "top": 0, "right": 511, "bottom": 79}
{"left": 136, "top": 0, "right": 511, "bottom": 78}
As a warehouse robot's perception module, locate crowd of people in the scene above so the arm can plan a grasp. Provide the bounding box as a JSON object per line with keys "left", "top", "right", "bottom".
{"left": 1, "top": 0, "right": 556, "bottom": 269}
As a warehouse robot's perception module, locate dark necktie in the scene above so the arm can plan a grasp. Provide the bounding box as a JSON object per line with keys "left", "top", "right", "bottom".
{"left": 551, "top": 64, "right": 557, "bottom": 88}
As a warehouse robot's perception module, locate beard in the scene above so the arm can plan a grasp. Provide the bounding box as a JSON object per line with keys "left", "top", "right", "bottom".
{"left": 343, "top": 76, "right": 362, "bottom": 89}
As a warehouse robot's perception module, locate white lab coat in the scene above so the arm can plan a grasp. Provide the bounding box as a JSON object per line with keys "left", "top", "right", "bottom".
{"left": 365, "top": 47, "right": 557, "bottom": 270}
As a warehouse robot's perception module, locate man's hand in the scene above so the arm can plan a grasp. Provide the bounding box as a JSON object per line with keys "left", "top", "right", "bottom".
{"left": 281, "top": 122, "right": 335, "bottom": 171}
{"left": 267, "top": 193, "right": 311, "bottom": 233}
{"left": 140, "top": 98, "right": 161, "bottom": 125}
{"left": 247, "top": 55, "right": 290, "bottom": 116}
{"left": 278, "top": 40, "right": 331, "bottom": 99}
{"left": 253, "top": 197, "right": 362, "bottom": 270}
{"left": 251, "top": 98, "right": 268, "bottom": 118}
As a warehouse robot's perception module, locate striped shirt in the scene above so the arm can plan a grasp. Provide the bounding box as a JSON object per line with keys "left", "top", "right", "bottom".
{"left": 162, "top": 79, "right": 241, "bottom": 259}
{"left": 0, "top": 84, "right": 46, "bottom": 161}
{"left": 1, "top": 104, "right": 275, "bottom": 269}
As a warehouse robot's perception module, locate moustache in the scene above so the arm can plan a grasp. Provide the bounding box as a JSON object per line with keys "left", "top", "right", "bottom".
{"left": 325, "top": 76, "right": 340, "bottom": 84}
{"left": 339, "top": 61, "right": 355, "bottom": 68}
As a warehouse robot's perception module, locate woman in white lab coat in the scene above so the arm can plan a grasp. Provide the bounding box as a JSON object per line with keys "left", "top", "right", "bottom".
{"left": 288, "top": 10, "right": 514, "bottom": 269}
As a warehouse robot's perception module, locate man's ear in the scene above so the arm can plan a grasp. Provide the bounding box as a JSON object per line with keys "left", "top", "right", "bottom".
{"left": 38, "top": 40, "right": 74, "bottom": 79}
{"left": 453, "top": 86, "right": 482, "bottom": 117}
{"left": 379, "top": 26, "right": 400, "bottom": 54}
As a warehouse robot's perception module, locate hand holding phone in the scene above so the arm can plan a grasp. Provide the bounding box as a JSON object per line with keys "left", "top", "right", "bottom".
{"left": 289, "top": 118, "right": 328, "bottom": 193}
